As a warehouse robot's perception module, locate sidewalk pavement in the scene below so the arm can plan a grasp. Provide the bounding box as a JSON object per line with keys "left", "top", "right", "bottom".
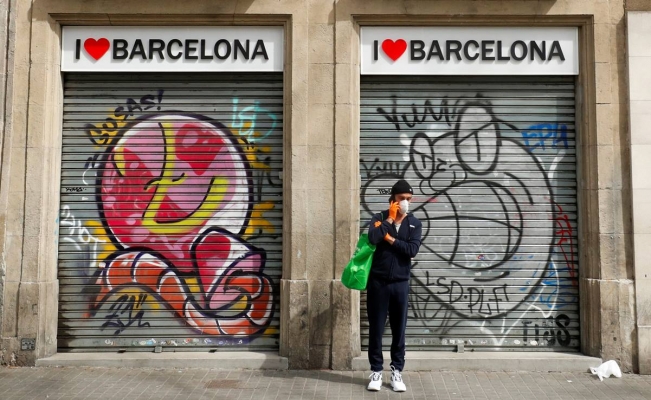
{"left": 2, "top": 367, "right": 651, "bottom": 400}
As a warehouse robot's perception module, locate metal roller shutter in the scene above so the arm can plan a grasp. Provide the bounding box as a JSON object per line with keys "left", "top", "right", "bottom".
{"left": 58, "top": 73, "right": 283, "bottom": 352}
{"left": 360, "top": 76, "right": 579, "bottom": 351}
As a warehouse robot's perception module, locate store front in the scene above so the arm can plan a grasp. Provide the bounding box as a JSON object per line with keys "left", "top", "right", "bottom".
{"left": 57, "top": 26, "right": 284, "bottom": 352}
{"left": 0, "top": 0, "right": 639, "bottom": 372}
{"left": 358, "top": 27, "right": 581, "bottom": 351}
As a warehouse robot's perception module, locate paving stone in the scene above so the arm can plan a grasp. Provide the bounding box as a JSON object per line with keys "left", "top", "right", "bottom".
{"left": 1, "top": 368, "right": 651, "bottom": 399}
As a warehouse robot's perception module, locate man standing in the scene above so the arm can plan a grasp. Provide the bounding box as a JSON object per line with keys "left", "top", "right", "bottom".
{"left": 365, "top": 179, "right": 423, "bottom": 392}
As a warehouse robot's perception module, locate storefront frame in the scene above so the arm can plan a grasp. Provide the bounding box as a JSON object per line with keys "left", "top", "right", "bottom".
{"left": 0, "top": 0, "right": 636, "bottom": 371}
{"left": 1, "top": 9, "right": 302, "bottom": 365}
{"left": 332, "top": 15, "right": 600, "bottom": 362}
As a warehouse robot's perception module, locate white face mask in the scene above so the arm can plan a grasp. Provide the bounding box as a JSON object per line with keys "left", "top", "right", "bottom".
{"left": 399, "top": 199, "right": 409, "bottom": 215}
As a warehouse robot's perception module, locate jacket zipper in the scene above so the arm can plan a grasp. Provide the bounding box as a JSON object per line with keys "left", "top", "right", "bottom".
{"left": 388, "top": 222, "right": 399, "bottom": 280}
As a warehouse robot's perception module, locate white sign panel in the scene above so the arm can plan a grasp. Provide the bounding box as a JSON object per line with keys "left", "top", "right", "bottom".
{"left": 62, "top": 26, "right": 284, "bottom": 72}
{"left": 361, "top": 27, "right": 578, "bottom": 75}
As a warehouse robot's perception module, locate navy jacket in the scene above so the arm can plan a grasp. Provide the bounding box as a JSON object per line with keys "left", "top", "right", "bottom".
{"left": 367, "top": 210, "right": 423, "bottom": 282}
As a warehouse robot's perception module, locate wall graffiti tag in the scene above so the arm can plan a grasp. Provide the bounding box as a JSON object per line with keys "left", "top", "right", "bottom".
{"left": 360, "top": 80, "right": 579, "bottom": 349}
{"left": 101, "top": 293, "right": 151, "bottom": 335}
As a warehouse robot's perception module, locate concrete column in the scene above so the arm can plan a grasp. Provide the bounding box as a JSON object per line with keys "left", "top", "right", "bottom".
{"left": 1, "top": 2, "right": 63, "bottom": 365}
{"left": 331, "top": 0, "right": 362, "bottom": 369}
{"left": 0, "top": 0, "right": 11, "bottom": 353}
{"left": 627, "top": 10, "right": 651, "bottom": 374}
{"left": 0, "top": 0, "right": 37, "bottom": 366}
{"left": 277, "top": 2, "right": 312, "bottom": 369}
{"left": 303, "top": 0, "right": 336, "bottom": 369}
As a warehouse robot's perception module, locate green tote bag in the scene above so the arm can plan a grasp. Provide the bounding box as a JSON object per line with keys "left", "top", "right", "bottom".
{"left": 341, "top": 233, "right": 376, "bottom": 290}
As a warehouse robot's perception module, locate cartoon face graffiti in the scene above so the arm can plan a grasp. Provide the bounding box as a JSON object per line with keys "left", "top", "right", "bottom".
{"left": 362, "top": 101, "right": 555, "bottom": 320}
{"left": 92, "top": 115, "right": 274, "bottom": 338}
{"left": 100, "top": 116, "right": 252, "bottom": 270}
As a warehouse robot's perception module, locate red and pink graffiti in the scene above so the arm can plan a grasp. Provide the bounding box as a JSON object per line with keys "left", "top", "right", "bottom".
{"left": 91, "top": 115, "right": 274, "bottom": 337}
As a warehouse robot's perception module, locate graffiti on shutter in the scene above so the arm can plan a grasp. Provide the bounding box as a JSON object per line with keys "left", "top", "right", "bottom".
{"left": 360, "top": 77, "right": 578, "bottom": 350}
{"left": 58, "top": 75, "right": 282, "bottom": 350}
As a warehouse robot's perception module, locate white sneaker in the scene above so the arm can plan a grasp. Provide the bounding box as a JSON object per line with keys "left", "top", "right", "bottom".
{"left": 367, "top": 371, "right": 382, "bottom": 391}
{"left": 390, "top": 366, "right": 407, "bottom": 392}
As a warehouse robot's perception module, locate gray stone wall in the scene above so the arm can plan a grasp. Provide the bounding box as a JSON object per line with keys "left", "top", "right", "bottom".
{"left": 0, "top": 0, "right": 14, "bottom": 366}
{"left": 627, "top": 8, "right": 651, "bottom": 375}
{"left": 0, "top": 0, "right": 643, "bottom": 372}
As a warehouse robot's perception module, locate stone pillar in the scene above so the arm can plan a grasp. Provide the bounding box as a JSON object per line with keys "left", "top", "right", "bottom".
{"left": 0, "top": 3, "right": 62, "bottom": 365}
{"left": 0, "top": 0, "right": 29, "bottom": 365}
{"left": 303, "top": 0, "right": 336, "bottom": 370}
{"left": 0, "top": 0, "right": 11, "bottom": 359}
{"left": 627, "top": 10, "right": 651, "bottom": 375}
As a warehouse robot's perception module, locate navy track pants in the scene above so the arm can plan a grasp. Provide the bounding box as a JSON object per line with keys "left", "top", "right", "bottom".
{"left": 366, "top": 276, "right": 409, "bottom": 372}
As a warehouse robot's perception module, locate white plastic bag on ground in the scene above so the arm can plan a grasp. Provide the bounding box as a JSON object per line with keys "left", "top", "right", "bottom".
{"left": 590, "top": 360, "right": 622, "bottom": 381}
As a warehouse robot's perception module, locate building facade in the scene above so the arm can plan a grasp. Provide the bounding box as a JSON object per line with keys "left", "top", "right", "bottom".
{"left": 1, "top": 0, "right": 650, "bottom": 373}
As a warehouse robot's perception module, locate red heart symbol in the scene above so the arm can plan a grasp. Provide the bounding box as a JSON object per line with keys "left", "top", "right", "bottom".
{"left": 84, "top": 38, "right": 110, "bottom": 60}
{"left": 382, "top": 39, "right": 407, "bottom": 61}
